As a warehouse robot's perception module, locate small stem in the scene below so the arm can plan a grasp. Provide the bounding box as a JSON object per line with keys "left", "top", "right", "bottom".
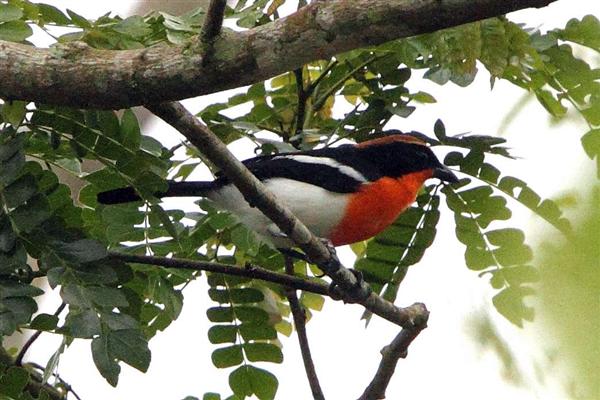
{"left": 15, "top": 302, "right": 67, "bottom": 366}
{"left": 293, "top": 68, "right": 307, "bottom": 143}
{"left": 201, "top": 0, "right": 227, "bottom": 66}
{"left": 111, "top": 251, "right": 330, "bottom": 296}
{"left": 201, "top": 0, "right": 227, "bottom": 42}
{"left": 312, "top": 55, "right": 382, "bottom": 111}
{"left": 284, "top": 256, "right": 325, "bottom": 400}
{"left": 306, "top": 60, "right": 338, "bottom": 97}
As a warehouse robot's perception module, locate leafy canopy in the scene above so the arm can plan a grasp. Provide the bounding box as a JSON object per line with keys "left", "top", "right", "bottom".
{"left": 0, "top": 1, "right": 598, "bottom": 399}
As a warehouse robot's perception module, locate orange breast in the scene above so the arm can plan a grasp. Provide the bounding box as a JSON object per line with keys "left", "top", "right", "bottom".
{"left": 329, "top": 170, "right": 433, "bottom": 246}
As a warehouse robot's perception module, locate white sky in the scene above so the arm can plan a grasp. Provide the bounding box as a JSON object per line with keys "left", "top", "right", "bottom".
{"left": 15, "top": 1, "right": 599, "bottom": 400}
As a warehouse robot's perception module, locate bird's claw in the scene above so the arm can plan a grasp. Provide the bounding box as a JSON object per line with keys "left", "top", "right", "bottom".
{"left": 328, "top": 268, "right": 372, "bottom": 303}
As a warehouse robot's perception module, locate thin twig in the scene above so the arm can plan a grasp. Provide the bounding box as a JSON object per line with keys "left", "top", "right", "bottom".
{"left": 306, "top": 60, "right": 338, "bottom": 98}
{"left": 15, "top": 302, "right": 67, "bottom": 366}
{"left": 27, "top": 362, "right": 83, "bottom": 400}
{"left": 200, "top": 0, "right": 227, "bottom": 66}
{"left": 293, "top": 67, "right": 307, "bottom": 142}
{"left": 111, "top": 251, "right": 331, "bottom": 295}
{"left": 201, "top": 0, "right": 227, "bottom": 42}
{"left": 358, "top": 320, "right": 428, "bottom": 400}
{"left": 145, "top": 101, "right": 426, "bottom": 328}
{"left": 284, "top": 256, "right": 325, "bottom": 400}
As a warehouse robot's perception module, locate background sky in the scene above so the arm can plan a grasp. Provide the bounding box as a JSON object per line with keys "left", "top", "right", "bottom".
{"left": 18, "top": 1, "right": 600, "bottom": 399}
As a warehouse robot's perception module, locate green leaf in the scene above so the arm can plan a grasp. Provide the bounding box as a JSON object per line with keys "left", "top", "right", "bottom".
{"left": 3, "top": 174, "right": 37, "bottom": 208}
{"left": 38, "top": 4, "right": 71, "bottom": 25}
{"left": 30, "top": 313, "right": 59, "bottom": 331}
{"left": 492, "top": 286, "right": 535, "bottom": 327}
{"left": 86, "top": 287, "right": 129, "bottom": 308}
{"left": 0, "top": 282, "right": 44, "bottom": 298}
{"left": 0, "top": 148, "right": 25, "bottom": 186}
{"left": 92, "top": 335, "right": 121, "bottom": 386}
{"left": 560, "top": 15, "right": 600, "bottom": 52}
{"left": 212, "top": 345, "right": 244, "bottom": 368}
{"left": 53, "top": 239, "right": 108, "bottom": 263}
{"left": 208, "top": 325, "right": 238, "bottom": 344}
{"left": 1, "top": 297, "right": 37, "bottom": 325}
{"left": 0, "top": 367, "right": 29, "bottom": 398}
{"left": 0, "top": 216, "right": 16, "bottom": 253}
{"left": 535, "top": 90, "right": 567, "bottom": 117}
{"left": 0, "top": 4, "right": 23, "bottom": 23}
{"left": 243, "top": 343, "right": 283, "bottom": 363}
{"left": 108, "top": 329, "right": 151, "bottom": 372}
{"left": 60, "top": 284, "right": 93, "bottom": 308}
{"left": 238, "top": 323, "right": 277, "bottom": 341}
{"left": 208, "top": 288, "right": 264, "bottom": 304}
{"left": 0, "top": 20, "right": 33, "bottom": 42}
{"left": 101, "top": 312, "right": 139, "bottom": 331}
{"left": 229, "top": 365, "right": 278, "bottom": 400}
{"left": 10, "top": 194, "right": 52, "bottom": 232}
{"left": 207, "top": 307, "right": 235, "bottom": 323}
{"left": 67, "top": 309, "right": 101, "bottom": 338}
{"left": 581, "top": 129, "right": 600, "bottom": 177}
{"left": 66, "top": 9, "right": 91, "bottom": 28}
{"left": 234, "top": 306, "right": 269, "bottom": 323}
{"left": 1, "top": 100, "right": 27, "bottom": 126}
{"left": 120, "top": 109, "right": 141, "bottom": 150}
{"left": 113, "top": 16, "right": 152, "bottom": 39}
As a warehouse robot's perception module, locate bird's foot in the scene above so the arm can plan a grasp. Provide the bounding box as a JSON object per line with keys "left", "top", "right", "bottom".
{"left": 328, "top": 268, "right": 372, "bottom": 304}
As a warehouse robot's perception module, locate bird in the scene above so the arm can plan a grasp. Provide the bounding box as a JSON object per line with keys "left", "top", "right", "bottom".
{"left": 97, "top": 134, "right": 458, "bottom": 248}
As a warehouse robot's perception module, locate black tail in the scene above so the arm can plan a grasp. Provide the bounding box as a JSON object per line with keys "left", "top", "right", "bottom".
{"left": 97, "top": 181, "right": 216, "bottom": 205}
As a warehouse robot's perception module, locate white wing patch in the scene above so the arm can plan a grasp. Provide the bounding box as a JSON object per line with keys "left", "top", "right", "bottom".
{"left": 273, "top": 155, "right": 367, "bottom": 183}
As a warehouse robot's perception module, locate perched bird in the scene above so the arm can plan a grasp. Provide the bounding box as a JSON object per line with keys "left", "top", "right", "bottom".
{"left": 97, "top": 134, "right": 457, "bottom": 248}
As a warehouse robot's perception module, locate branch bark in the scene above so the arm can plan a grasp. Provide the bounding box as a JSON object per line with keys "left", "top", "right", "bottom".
{"left": 201, "top": 0, "right": 227, "bottom": 43}
{"left": 0, "top": 0, "right": 556, "bottom": 108}
{"left": 358, "top": 322, "right": 428, "bottom": 400}
{"left": 284, "top": 256, "right": 325, "bottom": 400}
{"left": 110, "top": 251, "right": 331, "bottom": 296}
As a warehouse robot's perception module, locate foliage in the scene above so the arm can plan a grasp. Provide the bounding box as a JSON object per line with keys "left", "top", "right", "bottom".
{"left": 0, "top": 0, "right": 598, "bottom": 399}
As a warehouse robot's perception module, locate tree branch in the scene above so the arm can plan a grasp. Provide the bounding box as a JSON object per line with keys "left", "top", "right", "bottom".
{"left": 284, "top": 256, "right": 325, "bottom": 400}
{"left": 0, "top": 0, "right": 557, "bottom": 108}
{"left": 145, "top": 101, "right": 426, "bottom": 328}
{"left": 201, "top": 0, "right": 227, "bottom": 43}
{"left": 293, "top": 68, "right": 307, "bottom": 141}
{"left": 358, "top": 322, "right": 428, "bottom": 400}
{"left": 110, "top": 251, "right": 331, "bottom": 295}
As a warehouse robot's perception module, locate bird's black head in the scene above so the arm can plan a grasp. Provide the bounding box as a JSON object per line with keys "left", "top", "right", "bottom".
{"left": 356, "top": 135, "right": 458, "bottom": 183}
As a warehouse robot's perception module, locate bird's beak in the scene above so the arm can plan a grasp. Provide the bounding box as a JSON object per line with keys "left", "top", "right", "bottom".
{"left": 433, "top": 166, "right": 458, "bottom": 183}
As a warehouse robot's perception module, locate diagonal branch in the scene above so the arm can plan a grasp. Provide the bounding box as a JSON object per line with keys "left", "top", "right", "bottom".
{"left": 284, "top": 256, "right": 325, "bottom": 400}
{"left": 358, "top": 321, "right": 428, "bottom": 400}
{"left": 0, "top": 0, "right": 557, "bottom": 108}
{"left": 144, "top": 101, "right": 426, "bottom": 329}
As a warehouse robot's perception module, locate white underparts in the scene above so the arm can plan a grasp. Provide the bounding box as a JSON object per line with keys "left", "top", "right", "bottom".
{"left": 207, "top": 178, "right": 350, "bottom": 247}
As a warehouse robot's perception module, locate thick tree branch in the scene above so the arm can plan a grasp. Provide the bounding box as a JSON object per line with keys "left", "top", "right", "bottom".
{"left": 145, "top": 101, "right": 426, "bottom": 328}
{"left": 358, "top": 322, "right": 428, "bottom": 400}
{"left": 0, "top": 0, "right": 556, "bottom": 108}
{"left": 284, "top": 256, "right": 325, "bottom": 400}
